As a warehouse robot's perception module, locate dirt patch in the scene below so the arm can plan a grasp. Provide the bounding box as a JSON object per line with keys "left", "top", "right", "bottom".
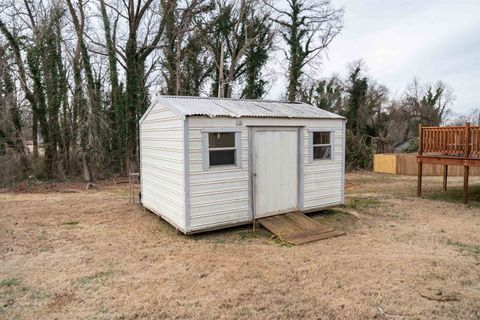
{"left": 1, "top": 173, "right": 479, "bottom": 319}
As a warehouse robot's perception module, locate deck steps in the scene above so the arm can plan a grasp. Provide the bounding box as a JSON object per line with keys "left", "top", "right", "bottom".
{"left": 257, "top": 211, "right": 345, "bottom": 245}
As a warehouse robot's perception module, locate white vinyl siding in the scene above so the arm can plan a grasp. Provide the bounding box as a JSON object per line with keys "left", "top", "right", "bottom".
{"left": 140, "top": 105, "right": 185, "bottom": 231}
{"left": 303, "top": 123, "right": 344, "bottom": 210}
{"left": 188, "top": 119, "right": 250, "bottom": 231}
{"left": 187, "top": 116, "right": 344, "bottom": 232}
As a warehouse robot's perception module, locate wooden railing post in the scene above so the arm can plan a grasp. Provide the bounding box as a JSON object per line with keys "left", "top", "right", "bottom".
{"left": 418, "top": 124, "right": 423, "bottom": 156}
{"left": 465, "top": 122, "right": 471, "bottom": 157}
{"left": 417, "top": 124, "right": 423, "bottom": 197}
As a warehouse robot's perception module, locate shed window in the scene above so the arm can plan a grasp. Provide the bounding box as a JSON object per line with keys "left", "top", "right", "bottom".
{"left": 203, "top": 130, "right": 241, "bottom": 169}
{"left": 209, "top": 132, "right": 236, "bottom": 166}
{"left": 311, "top": 131, "right": 332, "bottom": 160}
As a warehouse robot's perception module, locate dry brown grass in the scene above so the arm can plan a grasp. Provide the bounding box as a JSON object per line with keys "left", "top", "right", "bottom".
{"left": 1, "top": 173, "right": 480, "bottom": 319}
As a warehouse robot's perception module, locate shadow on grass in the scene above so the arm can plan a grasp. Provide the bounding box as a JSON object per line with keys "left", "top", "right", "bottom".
{"left": 189, "top": 224, "right": 273, "bottom": 244}
{"left": 424, "top": 185, "right": 480, "bottom": 207}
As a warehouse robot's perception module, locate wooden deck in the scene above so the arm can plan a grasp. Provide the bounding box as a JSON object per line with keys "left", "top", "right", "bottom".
{"left": 257, "top": 211, "right": 345, "bottom": 245}
{"left": 417, "top": 123, "right": 480, "bottom": 204}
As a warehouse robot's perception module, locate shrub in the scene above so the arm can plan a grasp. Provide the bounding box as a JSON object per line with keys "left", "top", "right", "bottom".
{"left": 346, "top": 132, "right": 373, "bottom": 170}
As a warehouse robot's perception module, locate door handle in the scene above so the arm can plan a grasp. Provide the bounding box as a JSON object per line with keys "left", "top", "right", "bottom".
{"left": 253, "top": 173, "right": 257, "bottom": 177}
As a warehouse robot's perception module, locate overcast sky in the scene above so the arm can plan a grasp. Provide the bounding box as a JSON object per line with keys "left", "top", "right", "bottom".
{"left": 266, "top": 0, "right": 480, "bottom": 114}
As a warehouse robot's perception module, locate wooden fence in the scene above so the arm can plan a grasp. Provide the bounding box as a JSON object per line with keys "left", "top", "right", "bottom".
{"left": 373, "top": 153, "right": 480, "bottom": 176}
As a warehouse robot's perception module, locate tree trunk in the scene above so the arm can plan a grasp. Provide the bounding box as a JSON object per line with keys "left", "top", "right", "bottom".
{"left": 225, "top": 58, "right": 236, "bottom": 98}
{"left": 287, "top": 2, "right": 299, "bottom": 102}
{"left": 125, "top": 36, "right": 140, "bottom": 172}
{"left": 218, "top": 41, "right": 224, "bottom": 98}
{"left": 100, "top": 0, "right": 124, "bottom": 173}
{"left": 175, "top": 40, "right": 181, "bottom": 95}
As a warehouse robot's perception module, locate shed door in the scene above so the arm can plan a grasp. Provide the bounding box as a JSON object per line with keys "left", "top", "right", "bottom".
{"left": 253, "top": 128, "right": 299, "bottom": 218}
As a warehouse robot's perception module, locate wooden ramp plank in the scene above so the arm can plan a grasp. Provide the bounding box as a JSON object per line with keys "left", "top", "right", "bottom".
{"left": 284, "top": 229, "right": 346, "bottom": 245}
{"left": 259, "top": 215, "right": 302, "bottom": 234}
{"left": 257, "top": 211, "right": 344, "bottom": 245}
{"left": 284, "top": 212, "right": 320, "bottom": 230}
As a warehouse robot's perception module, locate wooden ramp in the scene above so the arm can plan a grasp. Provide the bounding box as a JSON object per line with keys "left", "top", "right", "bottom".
{"left": 257, "top": 211, "right": 345, "bottom": 245}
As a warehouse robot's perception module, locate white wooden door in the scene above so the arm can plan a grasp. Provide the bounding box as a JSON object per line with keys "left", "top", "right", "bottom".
{"left": 253, "top": 128, "right": 299, "bottom": 218}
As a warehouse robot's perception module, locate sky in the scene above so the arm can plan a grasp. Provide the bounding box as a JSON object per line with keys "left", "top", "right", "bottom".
{"left": 266, "top": 0, "right": 480, "bottom": 114}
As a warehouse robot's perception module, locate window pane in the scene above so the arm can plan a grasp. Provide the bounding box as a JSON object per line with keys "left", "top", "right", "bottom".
{"left": 209, "top": 150, "right": 236, "bottom": 166}
{"left": 313, "top": 146, "right": 331, "bottom": 160}
{"left": 209, "top": 132, "right": 235, "bottom": 148}
{"left": 313, "top": 132, "right": 330, "bottom": 145}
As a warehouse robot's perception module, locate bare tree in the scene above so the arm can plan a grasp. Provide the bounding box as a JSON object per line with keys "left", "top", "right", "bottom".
{"left": 402, "top": 78, "right": 455, "bottom": 126}
{"left": 122, "top": 0, "right": 171, "bottom": 171}
{"left": 224, "top": 0, "right": 267, "bottom": 98}
{"left": 267, "top": 0, "right": 343, "bottom": 101}
{"left": 99, "top": 0, "right": 124, "bottom": 172}
{"left": 208, "top": 0, "right": 273, "bottom": 98}
{"left": 450, "top": 109, "right": 480, "bottom": 126}
{"left": 66, "top": 0, "right": 108, "bottom": 184}
{"left": 162, "top": 0, "right": 212, "bottom": 95}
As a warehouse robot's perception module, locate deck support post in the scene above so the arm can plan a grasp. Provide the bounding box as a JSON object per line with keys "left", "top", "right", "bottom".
{"left": 463, "top": 123, "right": 471, "bottom": 204}
{"left": 418, "top": 123, "right": 478, "bottom": 204}
{"left": 443, "top": 165, "right": 448, "bottom": 191}
{"left": 417, "top": 124, "right": 423, "bottom": 197}
{"left": 463, "top": 166, "right": 469, "bottom": 204}
{"left": 417, "top": 162, "right": 423, "bottom": 197}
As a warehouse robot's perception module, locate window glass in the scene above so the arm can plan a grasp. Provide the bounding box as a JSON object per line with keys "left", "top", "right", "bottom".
{"left": 313, "top": 146, "right": 331, "bottom": 160}
{"left": 313, "top": 132, "right": 330, "bottom": 145}
{"left": 208, "top": 132, "right": 235, "bottom": 148}
{"left": 312, "top": 131, "right": 332, "bottom": 160}
{"left": 209, "top": 150, "right": 236, "bottom": 166}
{"left": 207, "top": 132, "right": 237, "bottom": 167}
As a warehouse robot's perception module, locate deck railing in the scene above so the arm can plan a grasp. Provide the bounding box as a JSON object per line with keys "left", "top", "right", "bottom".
{"left": 420, "top": 124, "right": 480, "bottom": 157}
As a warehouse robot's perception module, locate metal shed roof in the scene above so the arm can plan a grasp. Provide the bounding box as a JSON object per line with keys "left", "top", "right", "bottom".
{"left": 149, "top": 95, "right": 344, "bottom": 120}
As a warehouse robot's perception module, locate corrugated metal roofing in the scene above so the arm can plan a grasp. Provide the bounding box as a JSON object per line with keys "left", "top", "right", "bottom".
{"left": 153, "top": 95, "right": 344, "bottom": 119}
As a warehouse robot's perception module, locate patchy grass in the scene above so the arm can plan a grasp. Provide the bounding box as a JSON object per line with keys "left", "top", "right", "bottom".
{"left": 75, "top": 271, "right": 113, "bottom": 289}
{"left": 236, "top": 230, "right": 257, "bottom": 241}
{"left": 0, "top": 278, "right": 19, "bottom": 288}
{"left": 314, "top": 209, "right": 352, "bottom": 222}
{"left": 348, "top": 172, "right": 397, "bottom": 184}
{"left": 63, "top": 221, "right": 79, "bottom": 226}
{"left": 36, "top": 230, "right": 47, "bottom": 240}
{"left": 210, "top": 238, "right": 227, "bottom": 244}
{"left": 310, "top": 209, "right": 360, "bottom": 233}
{"left": 425, "top": 185, "right": 480, "bottom": 207}
{"left": 348, "top": 197, "right": 382, "bottom": 210}
{"left": 447, "top": 240, "right": 480, "bottom": 256}
{"left": 237, "top": 229, "right": 271, "bottom": 241}
{"left": 2, "top": 173, "right": 480, "bottom": 319}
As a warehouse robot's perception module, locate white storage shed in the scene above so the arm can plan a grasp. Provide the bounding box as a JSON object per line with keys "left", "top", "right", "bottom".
{"left": 139, "top": 96, "right": 346, "bottom": 234}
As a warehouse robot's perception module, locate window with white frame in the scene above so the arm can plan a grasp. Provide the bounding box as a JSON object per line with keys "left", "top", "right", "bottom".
{"left": 203, "top": 130, "right": 241, "bottom": 168}
{"left": 311, "top": 131, "right": 332, "bottom": 160}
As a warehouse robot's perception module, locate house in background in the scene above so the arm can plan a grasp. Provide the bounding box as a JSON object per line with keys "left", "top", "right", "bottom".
{"left": 139, "top": 96, "right": 346, "bottom": 234}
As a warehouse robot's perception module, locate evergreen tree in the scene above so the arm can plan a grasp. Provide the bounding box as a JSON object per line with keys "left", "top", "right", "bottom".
{"left": 345, "top": 62, "right": 368, "bottom": 135}
{"left": 241, "top": 14, "right": 273, "bottom": 99}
